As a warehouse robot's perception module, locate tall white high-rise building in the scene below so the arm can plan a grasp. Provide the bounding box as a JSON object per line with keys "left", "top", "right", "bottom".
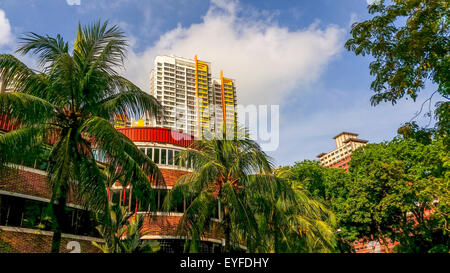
{"left": 148, "top": 55, "right": 207, "bottom": 137}
{"left": 140, "top": 55, "right": 237, "bottom": 138}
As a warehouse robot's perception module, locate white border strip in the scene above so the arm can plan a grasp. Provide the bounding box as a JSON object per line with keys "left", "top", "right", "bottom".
{"left": 140, "top": 234, "right": 223, "bottom": 245}
{"left": 0, "top": 190, "right": 83, "bottom": 209}
{"left": 140, "top": 235, "right": 247, "bottom": 250}
{"left": 5, "top": 164, "right": 47, "bottom": 176}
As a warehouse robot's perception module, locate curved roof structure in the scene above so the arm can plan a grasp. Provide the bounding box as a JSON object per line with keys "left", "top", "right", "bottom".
{"left": 116, "top": 127, "right": 194, "bottom": 148}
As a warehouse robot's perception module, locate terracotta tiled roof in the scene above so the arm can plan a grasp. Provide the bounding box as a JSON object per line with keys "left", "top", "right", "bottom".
{"left": 158, "top": 168, "right": 190, "bottom": 187}
{"left": 333, "top": 132, "right": 358, "bottom": 139}
{"left": 140, "top": 215, "right": 223, "bottom": 241}
{"left": 343, "top": 138, "right": 368, "bottom": 144}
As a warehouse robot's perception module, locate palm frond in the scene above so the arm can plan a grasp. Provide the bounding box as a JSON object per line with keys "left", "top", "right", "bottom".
{"left": 80, "top": 116, "right": 164, "bottom": 193}
{"left": 0, "top": 92, "right": 56, "bottom": 126}
{"left": 73, "top": 21, "right": 127, "bottom": 75}
{"left": 16, "top": 32, "right": 69, "bottom": 68}
{"left": 0, "top": 126, "right": 50, "bottom": 167}
{"left": 176, "top": 191, "right": 217, "bottom": 238}
{"left": 0, "top": 54, "right": 35, "bottom": 92}
{"left": 166, "top": 127, "right": 276, "bottom": 252}
{"left": 94, "top": 76, "right": 161, "bottom": 121}
{"left": 46, "top": 131, "right": 73, "bottom": 203}
{"left": 72, "top": 142, "right": 108, "bottom": 214}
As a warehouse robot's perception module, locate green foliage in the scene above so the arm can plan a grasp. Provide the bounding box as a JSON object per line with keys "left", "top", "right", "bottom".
{"left": 345, "top": 0, "right": 449, "bottom": 132}
{"left": 347, "top": 137, "right": 448, "bottom": 252}
{"left": 0, "top": 21, "right": 162, "bottom": 252}
{"left": 344, "top": 3, "right": 449, "bottom": 250}
{"left": 288, "top": 136, "right": 449, "bottom": 253}
{"left": 289, "top": 160, "right": 350, "bottom": 206}
{"left": 288, "top": 160, "right": 351, "bottom": 251}
{"left": 251, "top": 169, "right": 337, "bottom": 253}
{"left": 21, "top": 201, "right": 46, "bottom": 229}
{"left": 343, "top": 1, "right": 450, "bottom": 251}
{"left": 92, "top": 203, "right": 160, "bottom": 253}
{"left": 397, "top": 121, "right": 433, "bottom": 144}
{"left": 434, "top": 101, "right": 450, "bottom": 143}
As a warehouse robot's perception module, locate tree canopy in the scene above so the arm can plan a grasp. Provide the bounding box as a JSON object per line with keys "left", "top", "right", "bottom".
{"left": 288, "top": 135, "right": 449, "bottom": 253}
{"left": 346, "top": 0, "right": 449, "bottom": 134}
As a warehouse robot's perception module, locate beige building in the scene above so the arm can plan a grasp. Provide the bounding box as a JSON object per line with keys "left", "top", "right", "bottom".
{"left": 317, "top": 132, "right": 368, "bottom": 170}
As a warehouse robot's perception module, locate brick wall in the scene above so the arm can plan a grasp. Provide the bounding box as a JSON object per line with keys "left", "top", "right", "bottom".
{"left": 0, "top": 168, "right": 50, "bottom": 199}
{"left": 158, "top": 168, "right": 190, "bottom": 187}
{"left": 141, "top": 215, "right": 223, "bottom": 241}
{"left": 0, "top": 226, "right": 101, "bottom": 253}
{"left": 0, "top": 167, "right": 78, "bottom": 204}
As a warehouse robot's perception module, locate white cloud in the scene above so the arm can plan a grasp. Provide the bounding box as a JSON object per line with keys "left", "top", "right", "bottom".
{"left": 66, "top": 0, "right": 81, "bottom": 6}
{"left": 123, "top": 0, "right": 345, "bottom": 105}
{"left": 0, "top": 9, "right": 13, "bottom": 48}
{"left": 366, "top": 0, "right": 381, "bottom": 5}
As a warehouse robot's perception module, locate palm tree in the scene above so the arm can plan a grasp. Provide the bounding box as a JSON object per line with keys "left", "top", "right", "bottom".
{"left": 164, "top": 127, "right": 273, "bottom": 252}
{"left": 93, "top": 204, "right": 160, "bottom": 253}
{"left": 165, "top": 126, "right": 337, "bottom": 253}
{"left": 249, "top": 168, "right": 337, "bottom": 252}
{"left": 0, "top": 21, "right": 163, "bottom": 253}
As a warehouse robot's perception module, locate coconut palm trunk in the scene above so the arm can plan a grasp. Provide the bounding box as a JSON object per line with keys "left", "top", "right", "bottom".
{"left": 51, "top": 194, "right": 68, "bottom": 253}
{"left": 223, "top": 207, "right": 231, "bottom": 252}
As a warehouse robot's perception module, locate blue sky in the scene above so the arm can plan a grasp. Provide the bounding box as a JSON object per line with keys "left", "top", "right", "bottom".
{"left": 0, "top": 0, "right": 440, "bottom": 166}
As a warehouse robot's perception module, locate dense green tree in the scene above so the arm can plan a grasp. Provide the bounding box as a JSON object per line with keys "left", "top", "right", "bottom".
{"left": 289, "top": 160, "right": 350, "bottom": 207}
{"left": 397, "top": 121, "right": 433, "bottom": 144}
{"left": 345, "top": 137, "right": 449, "bottom": 252}
{"left": 345, "top": 0, "right": 449, "bottom": 133}
{"left": 289, "top": 136, "right": 449, "bottom": 253}
{"left": 345, "top": 2, "right": 449, "bottom": 250}
{"left": 0, "top": 21, "right": 163, "bottom": 252}
{"left": 288, "top": 160, "right": 327, "bottom": 199}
